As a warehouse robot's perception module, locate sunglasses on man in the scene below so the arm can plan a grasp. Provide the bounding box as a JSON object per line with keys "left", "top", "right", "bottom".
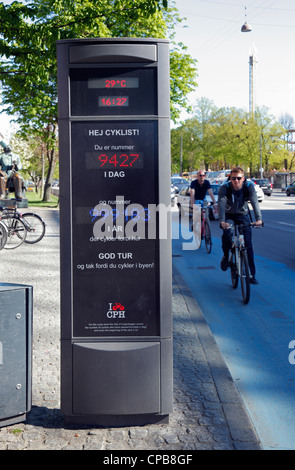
{"left": 231, "top": 176, "right": 243, "bottom": 181}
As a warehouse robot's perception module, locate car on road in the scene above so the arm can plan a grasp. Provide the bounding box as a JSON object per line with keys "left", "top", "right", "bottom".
{"left": 253, "top": 183, "right": 264, "bottom": 202}
{"left": 252, "top": 178, "right": 272, "bottom": 196}
{"left": 25, "top": 181, "right": 35, "bottom": 192}
{"left": 286, "top": 181, "right": 295, "bottom": 196}
{"left": 206, "top": 170, "right": 231, "bottom": 184}
{"left": 171, "top": 177, "right": 189, "bottom": 194}
{"left": 176, "top": 184, "right": 190, "bottom": 216}
{"left": 177, "top": 183, "right": 220, "bottom": 220}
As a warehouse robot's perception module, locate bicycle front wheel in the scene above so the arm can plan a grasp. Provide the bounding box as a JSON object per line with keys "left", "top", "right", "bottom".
{"left": 204, "top": 220, "right": 212, "bottom": 253}
{"left": 230, "top": 249, "right": 239, "bottom": 289}
{"left": 21, "top": 213, "right": 46, "bottom": 244}
{"left": 0, "top": 220, "right": 8, "bottom": 250}
{"left": 240, "top": 250, "right": 250, "bottom": 304}
{"left": 2, "top": 215, "right": 27, "bottom": 249}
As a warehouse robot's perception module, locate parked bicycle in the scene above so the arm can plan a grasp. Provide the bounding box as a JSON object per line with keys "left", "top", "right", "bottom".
{"left": 228, "top": 222, "right": 262, "bottom": 304}
{"left": 0, "top": 209, "right": 27, "bottom": 249}
{"left": 0, "top": 205, "right": 46, "bottom": 249}
{"left": 0, "top": 220, "right": 8, "bottom": 250}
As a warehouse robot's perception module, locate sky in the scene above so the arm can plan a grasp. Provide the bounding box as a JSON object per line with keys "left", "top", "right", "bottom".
{"left": 1, "top": 0, "right": 295, "bottom": 137}
{"left": 173, "top": 0, "right": 295, "bottom": 123}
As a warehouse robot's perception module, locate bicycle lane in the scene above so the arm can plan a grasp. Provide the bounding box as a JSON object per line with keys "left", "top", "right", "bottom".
{"left": 172, "top": 220, "right": 295, "bottom": 450}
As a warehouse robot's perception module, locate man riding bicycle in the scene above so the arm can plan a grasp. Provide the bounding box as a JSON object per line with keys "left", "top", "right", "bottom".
{"left": 190, "top": 170, "right": 217, "bottom": 208}
{"left": 218, "top": 167, "right": 263, "bottom": 284}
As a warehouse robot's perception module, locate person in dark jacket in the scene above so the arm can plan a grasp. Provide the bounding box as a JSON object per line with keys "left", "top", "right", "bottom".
{"left": 218, "top": 167, "right": 263, "bottom": 284}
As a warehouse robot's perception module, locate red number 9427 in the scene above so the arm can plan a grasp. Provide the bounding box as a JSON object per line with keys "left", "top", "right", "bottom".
{"left": 98, "top": 153, "right": 140, "bottom": 168}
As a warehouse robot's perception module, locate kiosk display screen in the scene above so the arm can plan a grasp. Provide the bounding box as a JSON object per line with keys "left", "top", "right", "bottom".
{"left": 71, "top": 120, "right": 160, "bottom": 337}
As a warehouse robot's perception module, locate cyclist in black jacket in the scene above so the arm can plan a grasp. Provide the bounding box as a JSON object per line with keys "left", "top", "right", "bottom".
{"left": 218, "top": 167, "right": 263, "bottom": 284}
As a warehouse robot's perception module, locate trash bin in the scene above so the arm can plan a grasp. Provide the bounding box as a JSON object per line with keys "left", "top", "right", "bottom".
{"left": 0, "top": 283, "right": 33, "bottom": 427}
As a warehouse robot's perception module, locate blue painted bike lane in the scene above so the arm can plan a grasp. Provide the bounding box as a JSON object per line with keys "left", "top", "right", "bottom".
{"left": 172, "top": 222, "right": 295, "bottom": 450}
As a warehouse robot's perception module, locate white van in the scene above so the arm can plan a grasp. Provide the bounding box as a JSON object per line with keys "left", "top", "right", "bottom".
{"left": 206, "top": 170, "right": 231, "bottom": 184}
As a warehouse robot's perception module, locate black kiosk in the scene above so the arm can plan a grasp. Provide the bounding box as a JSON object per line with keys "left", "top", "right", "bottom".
{"left": 57, "top": 38, "right": 172, "bottom": 425}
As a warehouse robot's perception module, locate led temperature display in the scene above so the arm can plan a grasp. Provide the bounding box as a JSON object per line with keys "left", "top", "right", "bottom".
{"left": 89, "top": 77, "right": 139, "bottom": 89}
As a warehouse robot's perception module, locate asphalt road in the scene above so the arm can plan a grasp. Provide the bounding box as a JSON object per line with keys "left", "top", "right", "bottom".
{"left": 172, "top": 189, "right": 295, "bottom": 450}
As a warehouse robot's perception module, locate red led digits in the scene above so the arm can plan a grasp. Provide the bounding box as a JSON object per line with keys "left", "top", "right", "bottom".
{"left": 105, "top": 79, "right": 127, "bottom": 88}
{"left": 99, "top": 97, "right": 129, "bottom": 107}
{"left": 98, "top": 154, "right": 108, "bottom": 167}
{"left": 119, "top": 154, "right": 140, "bottom": 167}
{"left": 88, "top": 76, "right": 138, "bottom": 90}
{"left": 98, "top": 153, "right": 142, "bottom": 169}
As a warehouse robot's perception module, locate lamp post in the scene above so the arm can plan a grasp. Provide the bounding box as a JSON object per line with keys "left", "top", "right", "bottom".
{"left": 179, "top": 131, "right": 194, "bottom": 176}
{"left": 180, "top": 131, "right": 183, "bottom": 176}
{"left": 259, "top": 134, "right": 263, "bottom": 178}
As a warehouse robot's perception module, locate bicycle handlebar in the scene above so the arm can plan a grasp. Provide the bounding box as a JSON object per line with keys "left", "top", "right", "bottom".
{"left": 224, "top": 221, "right": 264, "bottom": 230}
{"left": 251, "top": 221, "right": 264, "bottom": 228}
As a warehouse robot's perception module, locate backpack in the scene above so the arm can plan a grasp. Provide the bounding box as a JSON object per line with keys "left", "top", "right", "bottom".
{"left": 224, "top": 178, "right": 254, "bottom": 221}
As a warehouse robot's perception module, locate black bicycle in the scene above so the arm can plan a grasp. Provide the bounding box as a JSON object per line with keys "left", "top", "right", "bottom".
{"left": 0, "top": 206, "right": 46, "bottom": 246}
{"left": 0, "top": 220, "right": 8, "bottom": 250}
{"left": 228, "top": 222, "right": 262, "bottom": 304}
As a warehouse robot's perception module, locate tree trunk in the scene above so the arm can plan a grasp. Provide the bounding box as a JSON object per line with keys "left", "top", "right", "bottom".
{"left": 43, "top": 148, "right": 56, "bottom": 202}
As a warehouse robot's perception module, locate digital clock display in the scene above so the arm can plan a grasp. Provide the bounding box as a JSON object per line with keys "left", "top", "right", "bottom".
{"left": 99, "top": 96, "right": 129, "bottom": 107}
{"left": 89, "top": 77, "right": 139, "bottom": 89}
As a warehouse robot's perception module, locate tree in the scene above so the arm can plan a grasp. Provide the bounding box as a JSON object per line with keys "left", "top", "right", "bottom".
{"left": 279, "top": 112, "right": 294, "bottom": 130}
{"left": 170, "top": 99, "right": 288, "bottom": 176}
{"left": 171, "top": 98, "right": 224, "bottom": 172}
{"left": 278, "top": 112, "right": 295, "bottom": 171}
{"left": 0, "top": 0, "right": 197, "bottom": 199}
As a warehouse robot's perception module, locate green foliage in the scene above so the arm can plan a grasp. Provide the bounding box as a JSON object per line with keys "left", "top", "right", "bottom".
{"left": 164, "top": 5, "right": 197, "bottom": 122}
{"left": 171, "top": 98, "right": 290, "bottom": 176}
{"left": 26, "top": 190, "right": 59, "bottom": 208}
{"left": 0, "top": 0, "right": 197, "bottom": 130}
{"left": 0, "top": 0, "right": 197, "bottom": 200}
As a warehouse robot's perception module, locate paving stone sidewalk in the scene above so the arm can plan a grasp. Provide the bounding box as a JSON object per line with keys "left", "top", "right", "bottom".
{"left": 0, "top": 209, "right": 261, "bottom": 451}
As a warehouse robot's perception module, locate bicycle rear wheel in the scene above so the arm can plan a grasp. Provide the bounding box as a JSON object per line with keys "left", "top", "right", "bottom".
{"left": 204, "top": 220, "right": 212, "bottom": 253}
{"left": 230, "top": 249, "right": 239, "bottom": 289}
{"left": 21, "top": 213, "right": 46, "bottom": 244}
{"left": 0, "top": 220, "right": 8, "bottom": 250}
{"left": 240, "top": 250, "right": 250, "bottom": 304}
{"left": 2, "top": 215, "right": 27, "bottom": 249}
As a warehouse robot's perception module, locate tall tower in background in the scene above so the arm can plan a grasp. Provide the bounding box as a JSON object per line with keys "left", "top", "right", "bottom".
{"left": 249, "top": 44, "right": 257, "bottom": 116}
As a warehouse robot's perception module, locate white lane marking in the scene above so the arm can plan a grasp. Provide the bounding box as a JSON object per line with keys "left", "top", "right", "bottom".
{"left": 277, "top": 222, "right": 295, "bottom": 227}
